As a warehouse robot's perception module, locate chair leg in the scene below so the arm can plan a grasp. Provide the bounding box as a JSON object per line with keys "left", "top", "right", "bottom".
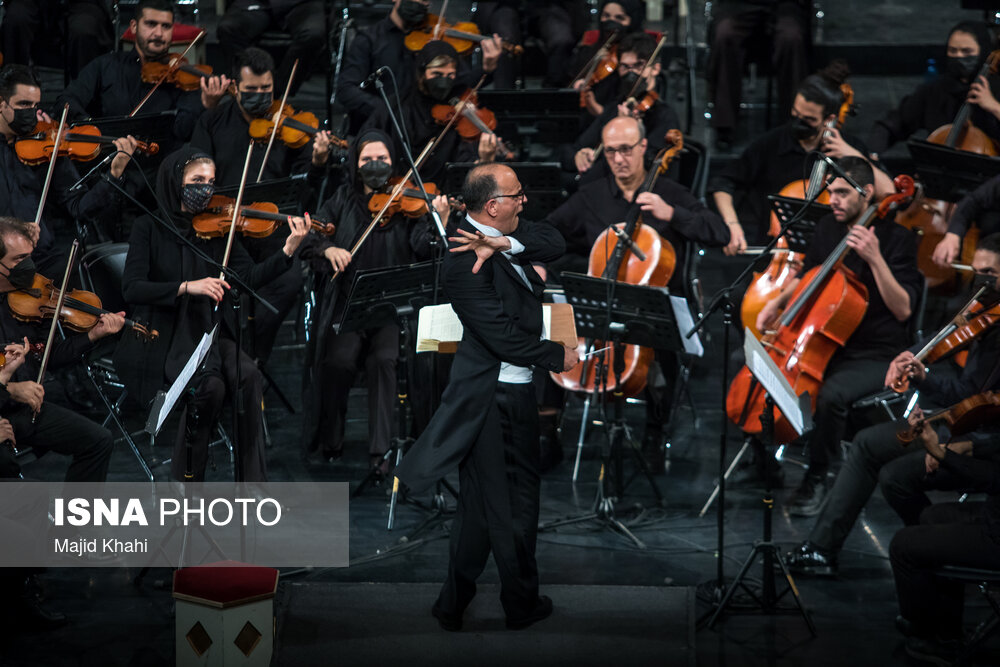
{"left": 84, "top": 364, "right": 154, "bottom": 482}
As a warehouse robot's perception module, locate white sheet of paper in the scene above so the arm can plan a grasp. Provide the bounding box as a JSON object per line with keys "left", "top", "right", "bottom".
{"left": 670, "top": 295, "right": 704, "bottom": 357}
{"left": 151, "top": 325, "right": 218, "bottom": 435}
{"left": 743, "top": 327, "right": 808, "bottom": 437}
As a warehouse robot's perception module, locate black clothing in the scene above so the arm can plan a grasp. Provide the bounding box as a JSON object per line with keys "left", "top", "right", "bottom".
{"left": 396, "top": 217, "right": 565, "bottom": 623}
{"left": 868, "top": 74, "right": 1000, "bottom": 157}
{"left": 544, "top": 171, "right": 730, "bottom": 295}
{"left": 945, "top": 173, "right": 1000, "bottom": 239}
{"left": 0, "top": 140, "right": 123, "bottom": 275}
{"left": 56, "top": 50, "right": 204, "bottom": 145}
{"left": 707, "top": 124, "right": 870, "bottom": 245}
{"left": 707, "top": 1, "right": 808, "bottom": 131}
{"left": 0, "top": 0, "right": 112, "bottom": 78}
{"left": 217, "top": 0, "right": 326, "bottom": 96}
{"left": 338, "top": 15, "right": 485, "bottom": 134}
{"left": 800, "top": 213, "right": 922, "bottom": 359}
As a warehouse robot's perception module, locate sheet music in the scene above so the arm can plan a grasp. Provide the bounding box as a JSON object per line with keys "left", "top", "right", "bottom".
{"left": 670, "top": 295, "right": 704, "bottom": 357}
{"left": 148, "top": 326, "right": 218, "bottom": 435}
{"left": 743, "top": 328, "right": 810, "bottom": 437}
{"left": 416, "top": 304, "right": 464, "bottom": 352}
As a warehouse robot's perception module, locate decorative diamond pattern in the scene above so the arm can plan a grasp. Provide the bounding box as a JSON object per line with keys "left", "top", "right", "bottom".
{"left": 186, "top": 621, "right": 212, "bottom": 656}
{"left": 234, "top": 620, "right": 263, "bottom": 657}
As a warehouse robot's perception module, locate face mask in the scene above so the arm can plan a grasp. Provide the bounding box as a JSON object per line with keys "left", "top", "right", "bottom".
{"left": 600, "top": 20, "right": 624, "bottom": 36}
{"left": 3, "top": 256, "right": 35, "bottom": 290}
{"left": 618, "top": 71, "right": 641, "bottom": 98}
{"left": 398, "top": 0, "right": 428, "bottom": 30}
{"left": 5, "top": 105, "right": 37, "bottom": 136}
{"left": 359, "top": 160, "right": 393, "bottom": 190}
{"left": 424, "top": 76, "right": 454, "bottom": 102}
{"left": 181, "top": 183, "right": 215, "bottom": 214}
{"left": 946, "top": 55, "right": 980, "bottom": 81}
{"left": 789, "top": 116, "right": 818, "bottom": 141}
{"left": 971, "top": 271, "right": 999, "bottom": 296}
{"left": 240, "top": 91, "right": 272, "bottom": 118}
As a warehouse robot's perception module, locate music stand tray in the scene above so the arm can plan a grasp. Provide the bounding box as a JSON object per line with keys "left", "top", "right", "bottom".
{"left": 767, "top": 195, "right": 829, "bottom": 253}
{"left": 335, "top": 259, "right": 441, "bottom": 335}
{"left": 907, "top": 138, "right": 1000, "bottom": 202}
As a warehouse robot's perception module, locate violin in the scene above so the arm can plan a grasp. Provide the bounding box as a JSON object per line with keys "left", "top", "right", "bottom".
{"left": 574, "top": 34, "right": 619, "bottom": 110}
{"left": 551, "top": 130, "right": 684, "bottom": 397}
{"left": 368, "top": 178, "right": 441, "bottom": 220}
{"left": 0, "top": 342, "right": 43, "bottom": 368}
{"left": 431, "top": 90, "right": 515, "bottom": 160}
{"left": 192, "top": 195, "right": 336, "bottom": 239}
{"left": 7, "top": 274, "right": 157, "bottom": 342}
{"left": 404, "top": 13, "right": 523, "bottom": 56}
{"left": 248, "top": 102, "right": 348, "bottom": 150}
{"left": 727, "top": 175, "right": 916, "bottom": 443}
{"left": 896, "top": 391, "right": 1000, "bottom": 444}
{"left": 15, "top": 121, "right": 159, "bottom": 166}
{"left": 140, "top": 54, "right": 214, "bottom": 92}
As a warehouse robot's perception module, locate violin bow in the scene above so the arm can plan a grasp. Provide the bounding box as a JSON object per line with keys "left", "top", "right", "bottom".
{"left": 434, "top": 0, "right": 450, "bottom": 40}
{"left": 34, "top": 105, "right": 70, "bottom": 228}
{"left": 220, "top": 143, "right": 257, "bottom": 279}
{"left": 33, "top": 240, "right": 80, "bottom": 422}
{"left": 256, "top": 59, "right": 299, "bottom": 183}
{"left": 130, "top": 30, "right": 205, "bottom": 118}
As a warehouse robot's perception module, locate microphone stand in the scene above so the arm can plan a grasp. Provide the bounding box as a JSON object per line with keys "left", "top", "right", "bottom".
{"left": 686, "top": 181, "right": 831, "bottom": 622}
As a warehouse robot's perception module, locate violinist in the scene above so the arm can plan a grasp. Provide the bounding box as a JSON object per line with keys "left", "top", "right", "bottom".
{"left": 0, "top": 215, "right": 124, "bottom": 482}
{"left": 569, "top": 0, "right": 647, "bottom": 117}
{"left": 337, "top": 0, "right": 502, "bottom": 133}
{"left": 569, "top": 32, "right": 679, "bottom": 183}
{"left": 754, "top": 157, "right": 923, "bottom": 517}
{"left": 217, "top": 0, "right": 325, "bottom": 96}
{"left": 868, "top": 21, "right": 1000, "bottom": 161}
{"left": 931, "top": 172, "right": 1000, "bottom": 268}
{"left": 56, "top": 0, "right": 231, "bottom": 146}
{"left": 710, "top": 61, "right": 892, "bottom": 256}
{"left": 364, "top": 40, "right": 497, "bottom": 186}
{"left": 0, "top": 64, "right": 138, "bottom": 275}
{"left": 298, "top": 129, "right": 448, "bottom": 470}
{"left": 544, "top": 116, "right": 729, "bottom": 463}
{"left": 786, "top": 233, "right": 1000, "bottom": 576}
{"left": 113, "top": 148, "right": 310, "bottom": 482}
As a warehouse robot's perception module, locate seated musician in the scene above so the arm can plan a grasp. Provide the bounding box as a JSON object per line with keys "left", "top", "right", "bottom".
{"left": 786, "top": 233, "right": 1000, "bottom": 574}
{"left": 217, "top": 0, "right": 325, "bottom": 96}
{"left": 931, "top": 173, "right": 1000, "bottom": 268}
{"left": 890, "top": 427, "right": 1000, "bottom": 666}
{"left": 337, "top": 0, "right": 502, "bottom": 134}
{"left": 113, "top": 147, "right": 309, "bottom": 482}
{"left": 569, "top": 0, "right": 648, "bottom": 118}
{"left": 569, "top": 32, "right": 679, "bottom": 184}
{"left": 0, "top": 216, "right": 124, "bottom": 482}
{"left": 707, "top": 0, "right": 809, "bottom": 150}
{"left": 544, "top": 116, "right": 729, "bottom": 460}
{"left": 0, "top": 64, "right": 138, "bottom": 275}
{"left": 56, "top": 0, "right": 231, "bottom": 146}
{"left": 363, "top": 40, "right": 500, "bottom": 187}
{"left": 710, "top": 60, "right": 893, "bottom": 256}
{"left": 298, "top": 129, "right": 448, "bottom": 471}
{"left": 0, "top": 0, "right": 112, "bottom": 79}
{"left": 868, "top": 21, "right": 1000, "bottom": 162}
{"left": 754, "top": 156, "right": 922, "bottom": 516}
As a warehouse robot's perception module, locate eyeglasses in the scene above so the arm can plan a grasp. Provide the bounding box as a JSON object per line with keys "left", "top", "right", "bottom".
{"left": 604, "top": 140, "right": 642, "bottom": 157}
{"left": 492, "top": 190, "right": 525, "bottom": 201}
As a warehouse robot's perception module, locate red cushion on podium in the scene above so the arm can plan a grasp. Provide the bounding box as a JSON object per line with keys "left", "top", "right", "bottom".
{"left": 580, "top": 28, "right": 664, "bottom": 47}
{"left": 121, "top": 23, "right": 204, "bottom": 44}
{"left": 173, "top": 561, "right": 279, "bottom": 609}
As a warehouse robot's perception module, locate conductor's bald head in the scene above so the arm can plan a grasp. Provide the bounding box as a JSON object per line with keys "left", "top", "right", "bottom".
{"left": 461, "top": 164, "right": 526, "bottom": 234}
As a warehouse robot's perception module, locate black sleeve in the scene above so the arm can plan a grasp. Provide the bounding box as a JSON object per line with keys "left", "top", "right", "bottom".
{"left": 48, "top": 333, "right": 97, "bottom": 371}
{"left": 917, "top": 331, "right": 1000, "bottom": 404}
{"left": 941, "top": 449, "right": 1000, "bottom": 494}
{"left": 190, "top": 112, "right": 215, "bottom": 154}
{"left": 56, "top": 58, "right": 103, "bottom": 120}
{"left": 948, "top": 175, "right": 1000, "bottom": 237}
{"left": 707, "top": 139, "right": 759, "bottom": 196}
{"left": 866, "top": 82, "right": 933, "bottom": 157}
{"left": 122, "top": 218, "right": 182, "bottom": 306}
{"left": 542, "top": 195, "right": 589, "bottom": 256}
{"left": 508, "top": 219, "right": 567, "bottom": 263}
{"left": 653, "top": 180, "right": 730, "bottom": 248}
{"left": 227, "top": 238, "right": 295, "bottom": 289}
{"left": 337, "top": 32, "right": 379, "bottom": 119}
{"left": 172, "top": 91, "right": 204, "bottom": 143}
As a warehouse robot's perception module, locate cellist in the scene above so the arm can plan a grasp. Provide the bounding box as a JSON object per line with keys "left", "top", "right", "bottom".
{"left": 753, "top": 157, "right": 923, "bottom": 516}
{"left": 931, "top": 172, "right": 1000, "bottom": 267}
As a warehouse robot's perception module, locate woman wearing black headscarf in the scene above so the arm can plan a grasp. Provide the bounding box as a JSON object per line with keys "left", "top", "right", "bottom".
{"left": 363, "top": 40, "right": 495, "bottom": 187}
{"left": 300, "top": 128, "right": 451, "bottom": 472}
{"left": 568, "top": 0, "right": 646, "bottom": 117}
{"left": 114, "top": 146, "right": 309, "bottom": 482}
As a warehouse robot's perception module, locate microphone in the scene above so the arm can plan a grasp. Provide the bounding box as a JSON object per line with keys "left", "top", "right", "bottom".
{"left": 816, "top": 153, "right": 867, "bottom": 197}
{"left": 360, "top": 66, "right": 390, "bottom": 90}
{"left": 69, "top": 150, "right": 119, "bottom": 191}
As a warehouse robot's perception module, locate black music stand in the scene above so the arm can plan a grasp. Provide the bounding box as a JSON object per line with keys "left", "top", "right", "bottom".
{"left": 540, "top": 273, "right": 680, "bottom": 548}
{"left": 705, "top": 330, "right": 816, "bottom": 635}
{"left": 335, "top": 260, "right": 449, "bottom": 529}
{"left": 767, "top": 195, "right": 829, "bottom": 250}
{"left": 907, "top": 138, "right": 1000, "bottom": 202}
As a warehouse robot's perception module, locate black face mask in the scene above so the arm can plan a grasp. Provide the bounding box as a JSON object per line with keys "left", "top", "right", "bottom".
{"left": 424, "top": 76, "right": 454, "bottom": 102}
{"left": 398, "top": 0, "right": 428, "bottom": 30}
{"left": 5, "top": 105, "right": 37, "bottom": 136}
{"left": 240, "top": 91, "right": 273, "bottom": 118}
{"left": 359, "top": 160, "right": 393, "bottom": 190}
{"left": 789, "top": 116, "right": 819, "bottom": 141}
{"left": 3, "top": 256, "right": 35, "bottom": 291}
{"left": 181, "top": 183, "right": 215, "bottom": 214}
{"left": 971, "top": 271, "right": 999, "bottom": 297}
{"left": 946, "top": 55, "right": 980, "bottom": 82}
{"left": 618, "top": 71, "right": 641, "bottom": 98}
{"left": 600, "top": 20, "right": 625, "bottom": 37}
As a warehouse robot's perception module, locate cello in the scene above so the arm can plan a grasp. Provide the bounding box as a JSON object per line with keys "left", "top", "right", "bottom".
{"left": 726, "top": 175, "right": 916, "bottom": 443}
{"left": 741, "top": 78, "right": 856, "bottom": 339}
{"left": 896, "top": 50, "right": 1000, "bottom": 288}
{"left": 549, "top": 130, "right": 683, "bottom": 396}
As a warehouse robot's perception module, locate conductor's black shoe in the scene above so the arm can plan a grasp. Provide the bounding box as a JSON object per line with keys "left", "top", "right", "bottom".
{"left": 506, "top": 595, "right": 552, "bottom": 630}
{"left": 431, "top": 604, "right": 462, "bottom": 632}
{"left": 785, "top": 542, "right": 838, "bottom": 577}
{"left": 904, "top": 636, "right": 962, "bottom": 666}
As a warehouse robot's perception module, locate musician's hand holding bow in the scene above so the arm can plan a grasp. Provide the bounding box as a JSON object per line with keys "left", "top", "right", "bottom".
{"left": 324, "top": 246, "right": 352, "bottom": 272}
{"left": 110, "top": 135, "right": 138, "bottom": 179}
{"left": 183, "top": 277, "right": 230, "bottom": 303}
{"left": 449, "top": 228, "right": 510, "bottom": 274}
{"left": 200, "top": 74, "right": 233, "bottom": 109}
{"left": 885, "top": 350, "right": 924, "bottom": 388}
{"left": 6, "top": 380, "right": 43, "bottom": 412}
{"left": 932, "top": 232, "right": 961, "bottom": 268}
{"left": 0, "top": 419, "right": 15, "bottom": 448}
